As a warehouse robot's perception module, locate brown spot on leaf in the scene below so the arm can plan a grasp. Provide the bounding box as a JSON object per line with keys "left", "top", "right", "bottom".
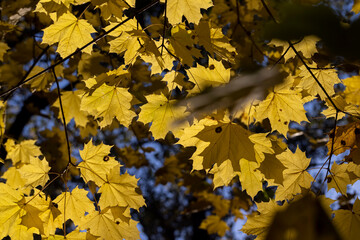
{"left": 215, "top": 127, "right": 222, "bottom": 133}
{"left": 103, "top": 156, "right": 109, "bottom": 162}
{"left": 341, "top": 140, "right": 346, "bottom": 146}
{"left": 209, "top": 64, "right": 215, "bottom": 70}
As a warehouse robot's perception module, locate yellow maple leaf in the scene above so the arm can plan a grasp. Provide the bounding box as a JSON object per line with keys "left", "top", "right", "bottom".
{"left": 5, "top": 139, "right": 42, "bottom": 165}
{"left": 298, "top": 65, "right": 341, "bottom": 100}
{"left": 195, "top": 20, "right": 236, "bottom": 63}
{"left": 18, "top": 157, "right": 51, "bottom": 188}
{"left": 275, "top": 148, "right": 313, "bottom": 201}
{"left": 98, "top": 165, "right": 145, "bottom": 210}
{"left": 242, "top": 200, "right": 284, "bottom": 240}
{"left": 80, "top": 207, "right": 140, "bottom": 240}
{"left": 42, "top": 12, "right": 96, "bottom": 57}
{"left": 0, "top": 183, "right": 24, "bottom": 239}
{"left": 27, "top": 66, "right": 53, "bottom": 91}
{"left": 179, "top": 117, "right": 271, "bottom": 191}
{"left": 53, "top": 90, "right": 88, "bottom": 127}
{"left": 238, "top": 160, "right": 264, "bottom": 198}
{"left": 2, "top": 167, "right": 26, "bottom": 190}
{"left": 269, "top": 35, "right": 319, "bottom": 61}
{"left": 255, "top": 88, "right": 308, "bottom": 136}
{"left": 327, "top": 162, "right": 351, "bottom": 195}
{"left": 333, "top": 198, "right": 360, "bottom": 240}
{"left": 199, "top": 215, "right": 229, "bottom": 237}
{"left": 80, "top": 83, "right": 136, "bottom": 128}
{"left": 161, "top": 0, "right": 213, "bottom": 25}
{"left": 54, "top": 186, "right": 95, "bottom": 225}
{"left": 78, "top": 140, "right": 119, "bottom": 186}
{"left": 169, "top": 25, "right": 202, "bottom": 66}
{"left": 343, "top": 75, "right": 360, "bottom": 105}
{"left": 138, "top": 93, "right": 188, "bottom": 139}
{"left": 187, "top": 58, "right": 230, "bottom": 94}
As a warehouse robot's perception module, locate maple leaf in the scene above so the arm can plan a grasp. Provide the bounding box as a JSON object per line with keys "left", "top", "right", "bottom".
{"left": 80, "top": 207, "right": 140, "bottom": 240}
{"left": 298, "top": 65, "right": 341, "bottom": 100}
{"left": 187, "top": 58, "right": 230, "bottom": 94}
{"left": 343, "top": 75, "right": 360, "bottom": 105}
{"left": 54, "top": 186, "right": 95, "bottom": 226}
{"left": 242, "top": 200, "right": 284, "bottom": 240}
{"left": 78, "top": 140, "right": 119, "bottom": 186}
{"left": 162, "top": 0, "right": 213, "bottom": 25}
{"left": 17, "top": 157, "right": 51, "bottom": 188}
{"left": 327, "top": 162, "right": 351, "bottom": 195}
{"left": 255, "top": 87, "right": 308, "bottom": 136}
{"left": 333, "top": 198, "right": 360, "bottom": 240}
{"left": 199, "top": 215, "right": 229, "bottom": 236}
{"left": 0, "top": 42, "right": 9, "bottom": 61}
{"left": 168, "top": 25, "right": 202, "bottom": 66}
{"left": 138, "top": 93, "right": 188, "bottom": 139}
{"left": 0, "top": 183, "right": 24, "bottom": 239}
{"left": 275, "top": 148, "right": 313, "bottom": 201}
{"left": 42, "top": 12, "right": 96, "bottom": 57}
{"left": 179, "top": 117, "right": 271, "bottom": 192}
{"left": 5, "top": 139, "right": 42, "bottom": 165}
{"left": 53, "top": 90, "right": 88, "bottom": 127}
{"left": 98, "top": 165, "right": 145, "bottom": 210}
{"left": 80, "top": 83, "right": 136, "bottom": 128}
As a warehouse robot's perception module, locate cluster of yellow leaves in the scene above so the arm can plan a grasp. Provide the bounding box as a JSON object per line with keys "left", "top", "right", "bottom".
{"left": 1, "top": 0, "right": 360, "bottom": 239}
{"left": 0, "top": 140, "right": 144, "bottom": 239}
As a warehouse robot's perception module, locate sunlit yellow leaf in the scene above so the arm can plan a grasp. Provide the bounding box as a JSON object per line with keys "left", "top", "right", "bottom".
{"left": 275, "top": 148, "right": 313, "bottom": 201}
{"left": 138, "top": 93, "right": 188, "bottom": 139}
{"left": 98, "top": 165, "right": 145, "bottom": 210}
{"left": 161, "top": 0, "right": 213, "bottom": 25}
{"left": 80, "top": 83, "right": 136, "bottom": 128}
{"left": 54, "top": 186, "right": 95, "bottom": 225}
{"left": 78, "top": 140, "right": 119, "bottom": 186}
{"left": 42, "top": 12, "right": 96, "bottom": 57}
{"left": 5, "top": 139, "right": 42, "bottom": 165}
{"left": 18, "top": 157, "right": 50, "bottom": 188}
{"left": 187, "top": 58, "right": 230, "bottom": 94}
{"left": 53, "top": 90, "right": 88, "bottom": 127}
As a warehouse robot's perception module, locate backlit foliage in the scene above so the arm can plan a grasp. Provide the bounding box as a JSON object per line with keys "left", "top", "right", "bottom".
{"left": 0, "top": 0, "right": 360, "bottom": 239}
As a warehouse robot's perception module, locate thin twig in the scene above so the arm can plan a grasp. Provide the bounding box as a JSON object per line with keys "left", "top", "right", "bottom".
{"left": 0, "top": 0, "right": 160, "bottom": 99}
{"left": 161, "top": 0, "right": 167, "bottom": 56}
{"left": 51, "top": 68, "right": 73, "bottom": 168}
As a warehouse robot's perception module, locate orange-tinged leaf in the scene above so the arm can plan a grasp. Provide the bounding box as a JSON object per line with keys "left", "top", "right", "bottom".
{"left": 78, "top": 140, "right": 119, "bottom": 186}
{"left": 80, "top": 83, "right": 136, "bottom": 128}
{"left": 98, "top": 165, "right": 145, "bottom": 210}
{"left": 42, "top": 13, "right": 96, "bottom": 57}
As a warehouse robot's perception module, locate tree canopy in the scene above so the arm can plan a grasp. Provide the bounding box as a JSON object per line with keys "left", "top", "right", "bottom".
{"left": 0, "top": 0, "right": 360, "bottom": 239}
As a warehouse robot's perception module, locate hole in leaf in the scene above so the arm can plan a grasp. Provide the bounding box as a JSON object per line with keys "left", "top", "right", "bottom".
{"left": 215, "top": 127, "right": 222, "bottom": 133}
{"left": 341, "top": 140, "right": 346, "bottom": 146}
